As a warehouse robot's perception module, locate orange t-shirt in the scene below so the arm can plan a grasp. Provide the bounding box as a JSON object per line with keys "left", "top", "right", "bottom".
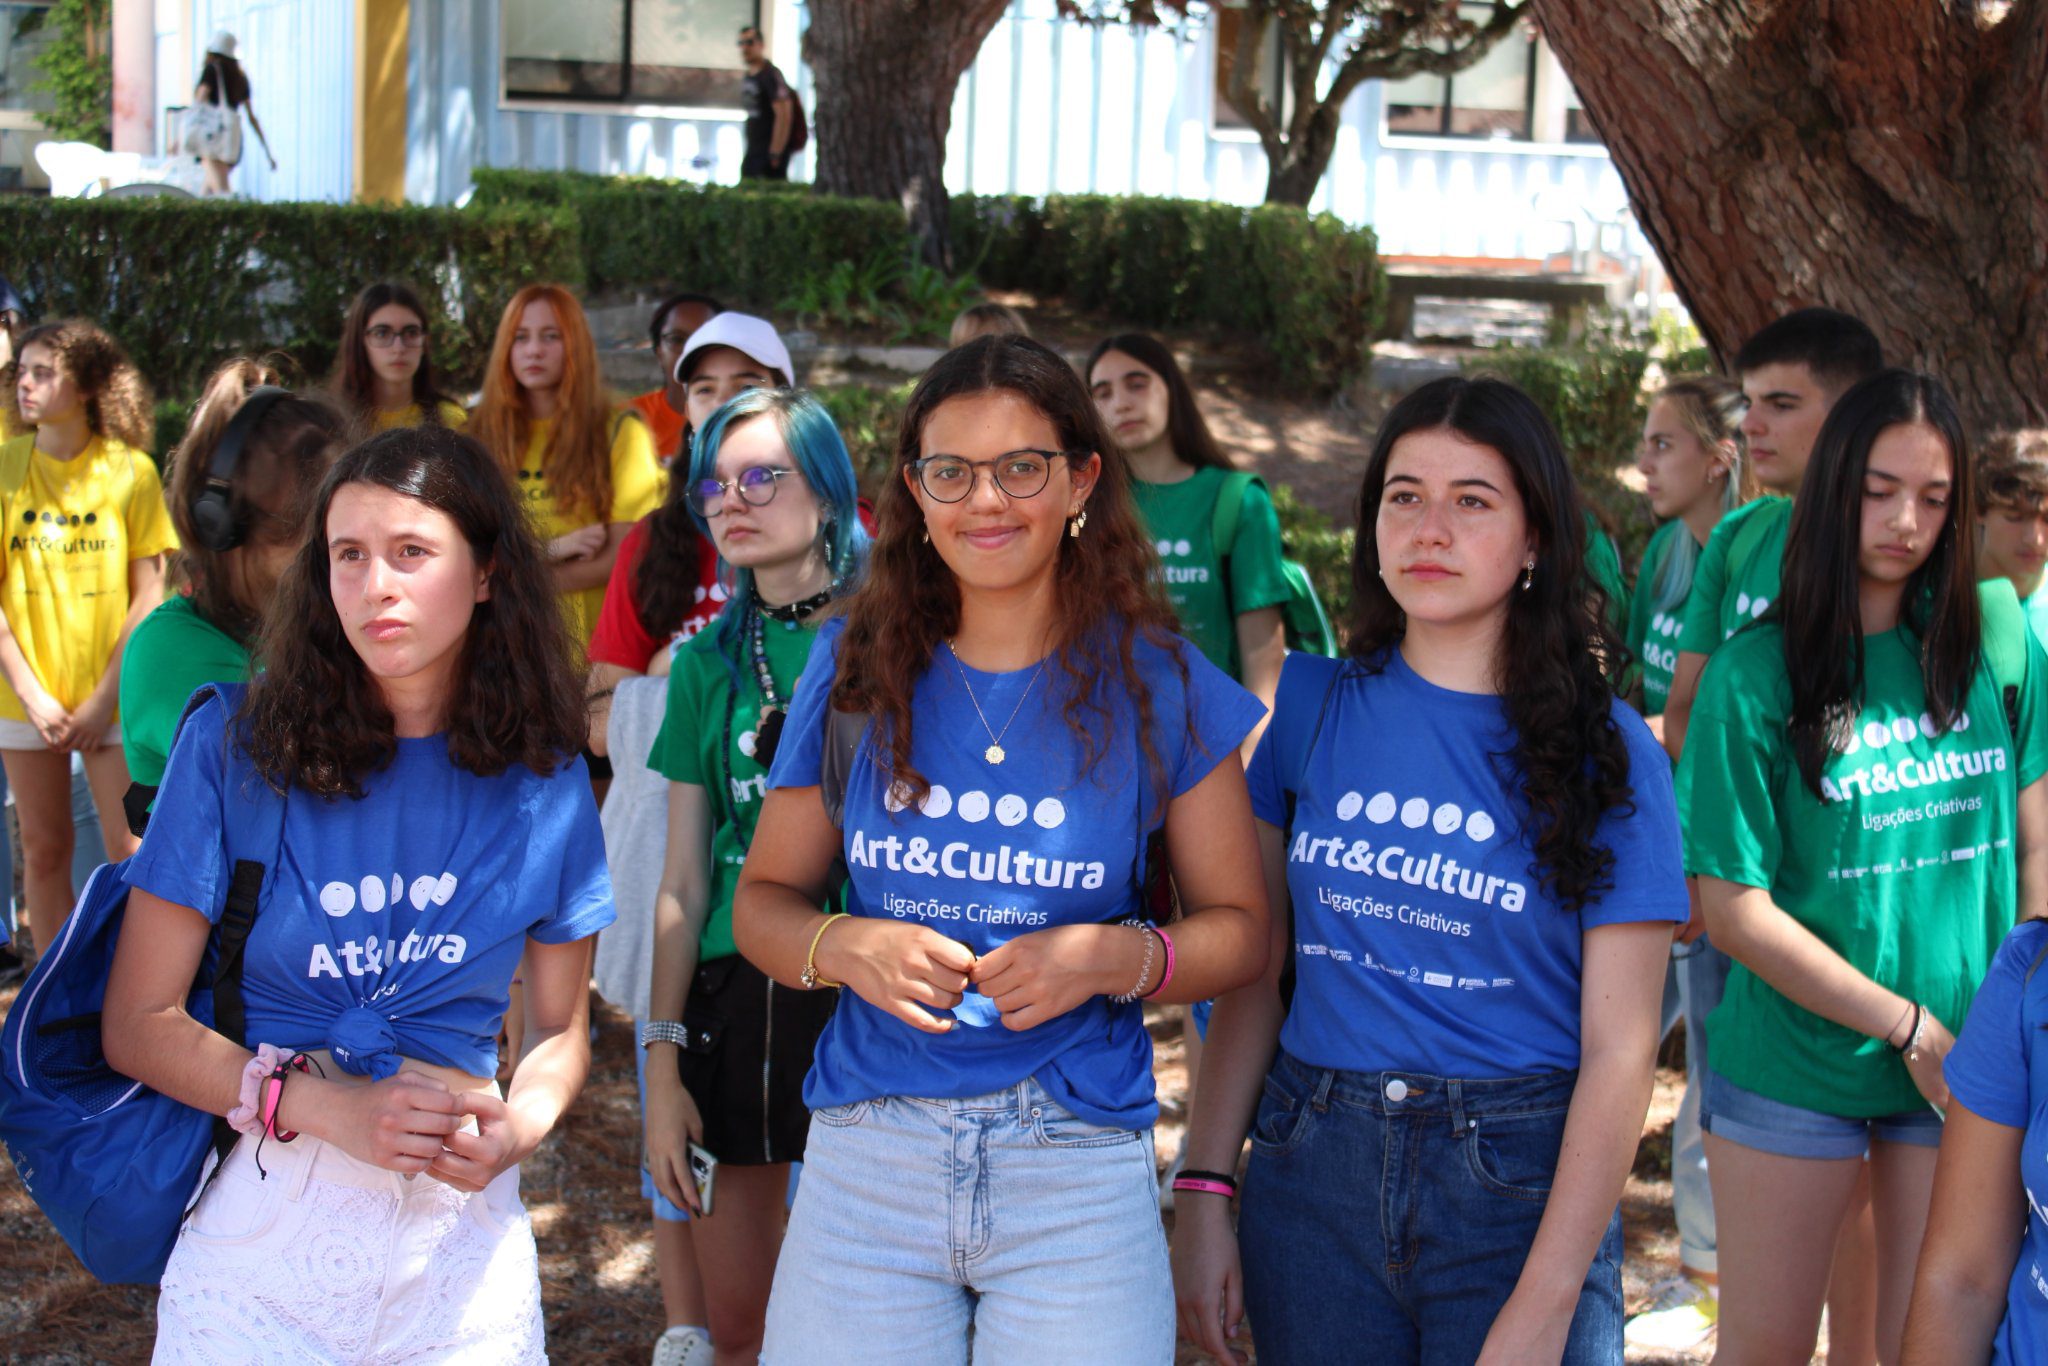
{"left": 628, "top": 391, "right": 688, "bottom": 468}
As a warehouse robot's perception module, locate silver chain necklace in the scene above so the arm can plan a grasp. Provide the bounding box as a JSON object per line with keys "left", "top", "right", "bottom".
{"left": 946, "top": 641, "right": 1043, "bottom": 765}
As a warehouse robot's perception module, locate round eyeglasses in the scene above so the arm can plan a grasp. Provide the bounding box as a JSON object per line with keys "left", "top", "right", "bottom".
{"left": 688, "top": 464, "right": 797, "bottom": 516}
{"left": 365, "top": 324, "right": 427, "bottom": 349}
{"left": 912, "top": 450, "right": 1074, "bottom": 503}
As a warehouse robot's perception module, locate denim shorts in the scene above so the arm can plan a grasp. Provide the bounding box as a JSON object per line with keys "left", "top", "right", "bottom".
{"left": 760, "top": 1078, "right": 1173, "bottom": 1364}
{"left": 1238, "top": 1050, "right": 1622, "bottom": 1365}
{"left": 1699, "top": 1067, "right": 1943, "bottom": 1160}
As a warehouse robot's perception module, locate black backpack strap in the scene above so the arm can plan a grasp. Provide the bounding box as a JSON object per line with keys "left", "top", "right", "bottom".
{"left": 819, "top": 706, "right": 869, "bottom": 830}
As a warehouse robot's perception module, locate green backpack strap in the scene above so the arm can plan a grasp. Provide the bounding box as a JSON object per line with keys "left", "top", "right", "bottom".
{"left": 1978, "top": 576, "right": 2028, "bottom": 739}
{"left": 1210, "top": 471, "right": 1258, "bottom": 618}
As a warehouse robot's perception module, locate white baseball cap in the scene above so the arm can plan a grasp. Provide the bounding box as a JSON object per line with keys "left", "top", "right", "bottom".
{"left": 674, "top": 312, "right": 794, "bottom": 386}
{"left": 208, "top": 31, "right": 237, "bottom": 57}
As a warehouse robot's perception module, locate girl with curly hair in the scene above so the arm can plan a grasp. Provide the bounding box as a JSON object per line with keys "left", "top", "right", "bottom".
{"left": 731, "top": 334, "right": 1270, "bottom": 1360}
{"left": 0, "top": 319, "right": 174, "bottom": 957}
{"left": 121, "top": 359, "right": 345, "bottom": 791}
{"left": 1171, "top": 376, "right": 1689, "bottom": 1365}
{"left": 469, "top": 283, "right": 662, "bottom": 651}
{"left": 328, "top": 282, "right": 465, "bottom": 436}
{"left": 102, "top": 424, "right": 613, "bottom": 1360}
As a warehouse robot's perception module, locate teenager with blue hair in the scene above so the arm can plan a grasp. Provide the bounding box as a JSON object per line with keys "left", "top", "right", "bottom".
{"left": 642, "top": 387, "right": 870, "bottom": 1366}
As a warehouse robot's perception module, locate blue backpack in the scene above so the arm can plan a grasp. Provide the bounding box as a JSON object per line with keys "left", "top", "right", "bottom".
{"left": 0, "top": 682, "right": 283, "bottom": 1284}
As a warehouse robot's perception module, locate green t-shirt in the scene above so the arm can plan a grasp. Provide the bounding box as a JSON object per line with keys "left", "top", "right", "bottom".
{"left": 1583, "top": 513, "right": 1629, "bottom": 635}
{"left": 1626, "top": 519, "right": 1696, "bottom": 718}
{"left": 1677, "top": 622, "right": 2048, "bottom": 1116}
{"left": 1131, "top": 467, "right": 1290, "bottom": 679}
{"left": 1677, "top": 496, "right": 1792, "bottom": 655}
{"left": 119, "top": 593, "right": 252, "bottom": 787}
{"left": 648, "top": 615, "right": 823, "bottom": 963}
{"left": 2024, "top": 579, "right": 2048, "bottom": 652}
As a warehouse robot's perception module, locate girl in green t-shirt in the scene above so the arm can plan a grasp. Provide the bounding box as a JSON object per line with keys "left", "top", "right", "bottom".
{"left": 642, "top": 387, "right": 869, "bottom": 1366}
{"left": 1678, "top": 369, "right": 2048, "bottom": 1364}
{"left": 124, "top": 360, "right": 344, "bottom": 790}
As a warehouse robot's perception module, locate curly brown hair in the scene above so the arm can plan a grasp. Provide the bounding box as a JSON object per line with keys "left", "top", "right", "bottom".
{"left": 241, "top": 425, "right": 587, "bottom": 798}
{"left": 2, "top": 319, "right": 154, "bottom": 450}
{"left": 166, "top": 358, "right": 347, "bottom": 643}
{"left": 832, "top": 335, "right": 1186, "bottom": 804}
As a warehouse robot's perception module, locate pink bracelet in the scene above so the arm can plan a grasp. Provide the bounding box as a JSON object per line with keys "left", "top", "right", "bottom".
{"left": 225, "top": 1044, "right": 293, "bottom": 1138}
{"left": 1171, "top": 1176, "right": 1236, "bottom": 1197}
{"left": 1141, "top": 926, "right": 1176, "bottom": 999}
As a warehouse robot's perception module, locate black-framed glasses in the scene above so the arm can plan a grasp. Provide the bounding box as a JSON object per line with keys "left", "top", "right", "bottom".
{"left": 913, "top": 450, "right": 1074, "bottom": 503}
{"left": 657, "top": 330, "right": 693, "bottom": 351}
{"left": 366, "top": 324, "right": 427, "bottom": 349}
{"left": 688, "top": 465, "right": 797, "bottom": 516}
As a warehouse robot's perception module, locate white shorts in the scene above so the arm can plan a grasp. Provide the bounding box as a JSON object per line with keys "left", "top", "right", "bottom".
{"left": 0, "top": 717, "right": 119, "bottom": 752}
{"left": 153, "top": 1131, "right": 545, "bottom": 1364}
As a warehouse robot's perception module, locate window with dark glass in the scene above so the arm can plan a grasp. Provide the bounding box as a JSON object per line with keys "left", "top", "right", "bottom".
{"left": 503, "top": 0, "right": 761, "bottom": 107}
{"left": 1211, "top": 9, "right": 1286, "bottom": 134}
{"left": 1382, "top": 7, "right": 1536, "bottom": 141}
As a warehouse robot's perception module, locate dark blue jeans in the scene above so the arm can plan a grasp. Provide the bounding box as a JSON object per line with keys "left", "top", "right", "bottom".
{"left": 1238, "top": 1050, "right": 1624, "bottom": 1365}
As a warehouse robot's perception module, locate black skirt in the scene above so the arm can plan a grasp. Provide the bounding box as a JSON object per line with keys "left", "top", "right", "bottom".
{"left": 672, "top": 953, "right": 836, "bottom": 1165}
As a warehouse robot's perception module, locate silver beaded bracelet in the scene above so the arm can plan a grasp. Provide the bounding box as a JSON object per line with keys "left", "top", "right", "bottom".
{"left": 638, "top": 1020, "right": 688, "bottom": 1049}
{"left": 1111, "top": 924, "right": 1159, "bottom": 1004}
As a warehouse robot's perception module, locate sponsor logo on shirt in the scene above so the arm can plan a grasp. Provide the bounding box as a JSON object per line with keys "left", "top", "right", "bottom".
{"left": 1290, "top": 788, "right": 1528, "bottom": 913}
{"left": 1642, "top": 609, "right": 1683, "bottom": 679}
{"left": 1819, "top": 708, "right": 2008, "bottom": 805}
{"left": 10, "top": 507, "right": 113, "bottom": 554}
{"left": 305, "top": 871, "right": 470, "bottom": 978}
{"left": 1155, "top": 537, "right": 1213, "bottom": 586}
{"left": 847, "top": 783, "right": 1106, "bottom": 890}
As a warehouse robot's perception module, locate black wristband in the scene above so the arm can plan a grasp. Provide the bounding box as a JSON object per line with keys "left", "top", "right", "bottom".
{"left": 1176, "top": 1168, "right": 1238, "bottom": 1189}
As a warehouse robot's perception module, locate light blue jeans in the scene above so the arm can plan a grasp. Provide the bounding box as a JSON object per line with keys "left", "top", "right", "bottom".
{"left": 760, "top": 1078, "right": 1174, "bottom": 1364}
{"left": 1670, "top": 936, "right": 1730, "bottom": 1274}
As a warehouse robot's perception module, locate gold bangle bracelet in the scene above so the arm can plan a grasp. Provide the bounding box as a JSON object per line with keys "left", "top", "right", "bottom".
{"left": 801, "top": 912, "right": 850, "bottom": 990}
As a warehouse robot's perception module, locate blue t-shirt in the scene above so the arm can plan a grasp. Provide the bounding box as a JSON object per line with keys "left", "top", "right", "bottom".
{"left": 125, "top": 691, "right": 616, "bottom": 1080}
{"left": 770, "top": 617, "right": 1264, "bottom": 1129}
{"left": 1246, "top": 650, "right": 1689, "bottom": 1078}
{"left": 1944, "top": 918, "right": 2048, "bottom": 1364}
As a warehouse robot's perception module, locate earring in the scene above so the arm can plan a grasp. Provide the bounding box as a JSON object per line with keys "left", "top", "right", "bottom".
{"left": 1520, "top": 559, "right": 1535, "bottom": 591}
{"left": 921, "top": 528, "right": 930, "bottom": 544}
{"left": 1068, "top": 509, "right": 1088, "bottom": 538}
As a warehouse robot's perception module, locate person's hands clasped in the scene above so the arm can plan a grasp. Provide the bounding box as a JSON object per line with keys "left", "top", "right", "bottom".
{"left": 971, "top": 923, "right": 1137, "bottom": 1031}
{"left": 644, "top": 1068, "right": 707, "bottom": 1213}
{"left": 1901, "top": 1010, "right": 1955, "bottom": 1114}
{"left": 320, "top": 1069, "right": 467, "bottom": 1174}
{"left": 22, "top": 688, "right": 71, "bottom": 750}
{"left": 65, "top": 689, "right": 116, "bottom": 752}
{"left": 815, "top": 916, "right": 976, "bottom": 1034}
{"left": 426, "top": 1090, "right": 534, "bottom": 1193}
{"left": 547, "top": 523, "right": 608, "bottom": 563}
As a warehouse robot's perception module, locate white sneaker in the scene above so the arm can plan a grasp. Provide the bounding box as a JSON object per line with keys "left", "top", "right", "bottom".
{"left": 1624, "top": 1274, "right": 1718, "bottom": 1352}
{"left": 652, "top": 1325, "right": 713, "bottom": 1366}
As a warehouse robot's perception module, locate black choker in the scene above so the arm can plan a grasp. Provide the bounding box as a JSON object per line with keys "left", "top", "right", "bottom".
{"left": 760, "top": 589, "right": 832, "bottom": 624}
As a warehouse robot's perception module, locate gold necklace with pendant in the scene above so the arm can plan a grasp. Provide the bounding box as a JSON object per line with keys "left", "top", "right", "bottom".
{"left": 946, "top": 641, "right": 1044, "bottom": 766}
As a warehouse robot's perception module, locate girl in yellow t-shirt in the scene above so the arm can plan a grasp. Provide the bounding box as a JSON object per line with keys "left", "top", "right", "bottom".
{"left": 468, "top": 284, "right": 661, "bottom": 652}
{"left": 328, "top": 281, "right": 467, "bottom": 436}
{"left": 0, "top": 320, "right": 177, "bottom": 955}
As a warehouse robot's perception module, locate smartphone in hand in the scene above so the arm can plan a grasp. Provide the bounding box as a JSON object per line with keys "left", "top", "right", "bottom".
{"left": 688, "top": 1141, "right": 719, "bottom": 1217}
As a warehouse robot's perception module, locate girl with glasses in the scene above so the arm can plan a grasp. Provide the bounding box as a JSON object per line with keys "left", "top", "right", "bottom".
{"left": 329, "top": 282, "right": 465, "bottom": 436}
{"left": 470, "top": 284, "right": 662, "bottom": 653}
{"left": 733, "top": 335, "right": 1270, "bottom": 1361}
{"left": 641, "top": 388, "right": 869, "bottom": 1366}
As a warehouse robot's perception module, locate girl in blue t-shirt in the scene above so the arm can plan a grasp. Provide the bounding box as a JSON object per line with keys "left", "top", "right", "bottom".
{"left": 1172, "top": 376, "right": 1690, "bottom": 1365}
{"left": 1903, "top": 917, "right": 2048, "bottom": 1363}
{"left": 103, "top": 424, "right": 615, "bottom": 1361}
{"left": 734, "top": 334, "right": 1270, "bottom": 1362}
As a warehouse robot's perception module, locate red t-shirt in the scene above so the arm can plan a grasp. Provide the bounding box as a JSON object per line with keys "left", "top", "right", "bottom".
{"left": 587, "top": 517, "right": 726, "bottom": 670}
{"left": 628, "top": 390, "right": 689, "bottom": 468}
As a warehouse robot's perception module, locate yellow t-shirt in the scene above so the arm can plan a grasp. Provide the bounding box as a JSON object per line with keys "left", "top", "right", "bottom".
{"left": 373, "top": 401, "right": 469, "bottom": 432}
{"left": 515, "top": 411, "right": 662, "bottom": 647}
{"left": 0, "top": 434, "right": 179, "bottom": 719}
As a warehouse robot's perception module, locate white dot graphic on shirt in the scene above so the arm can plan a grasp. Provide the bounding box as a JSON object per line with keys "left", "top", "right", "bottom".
{"left": 738, "top": 730, "right": 759, "bottom": 758}
{"left": 1862, "top": 720, "right": 1890, "bottom": 749}
{"left": 1752, "top": 598, "right": 1770, "bottom": 618}
{"left": 1174, "top": 539, "right": 1193, "bottom": 557}
{"left": 694, "top": 586, "right": 708, "bottom": 603}
{"left": 710, "top": 582, "right": 731, "bottom": 602}
{"left": 409, "top": 875, "right": 439, "bottom": 912}
{"left": 1365, "top": 792, "right": 1398, "bottom": 823}
{"left": 1957, "top": 711, "right": 1973, "bottom": 733}
{"left": 359, "top": 875, "right": 387, "bottom": 914}
{"left": 433, "top": 872, "right": 459, "bottom": 905}
{"left": 1335, "top": 791, "right": 1365, "bottom": 821}
{"left": 1432, "top": 802, "right": 1463, "bottom": 834}
{"left": 1919, "top": 713, "right": 1939, "bottom": 739}
{"left": 958, "top": 791, "right": 991, "bottom": 823}
{"left": 1842, "top": 730, "right": 1863, "bottom": 755}
{"left": 319, "top": 882, "right": 355, "bottom": 917}
{"left": 1400, "top": 797, "right": 1430, "bottom": 829}
{"left": 922, "top": 785, "right": 954, "bottom": 819}
{"left": 995, "top": 794, "right": 1029, "bottom": 826}
{"left": 1890, "top": 717, "right": 1917, "bottom": 745}
{"left": 1736, "top": 593, "right": 1752, "bottom": 617}
{"left": 1156, "top": 539, "right": 1173, "bottom": 556}
{"left": 389, "top": 874, "right": 403, "bottom": 907}
{"left": 885, "top": 781, "right": 914, "bottom": 814}
{"left": 1466, "top": 811, "right": 1496, "bottom": 842}
{"left": 1033, "top": 798, "right": 1066, "bottom": 829}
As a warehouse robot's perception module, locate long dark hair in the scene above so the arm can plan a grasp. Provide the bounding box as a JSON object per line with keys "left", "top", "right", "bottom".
{"left": 201, "top": 53, "right": 250, "bottom": 108}
{"left": 1349, "top": 375, "right": 1631, "bottom": 912}
{"left": 329, "top": 282, "right": 457, "bottom": 428}
{"left": 833, "top": 335, "right": 1185, "bottom": 803}
{"left": 1780, "top": 370, "right": 1977, "bottom": 797}
{"left": 1085, "top": 333, "right": 1230, "bottom": 470}
{"left": 242, "top": 425, "right": 586, "bottom": 798}
{"left": 167, "top": 359, "right": 345, "bottom": 643}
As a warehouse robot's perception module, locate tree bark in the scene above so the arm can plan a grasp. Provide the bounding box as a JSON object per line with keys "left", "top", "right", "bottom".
{"left": 1534, "top": 0, "right": 2048, "bottom": 434}
{"left": 806, "top": 0, "right": 1012, "bottom": 270}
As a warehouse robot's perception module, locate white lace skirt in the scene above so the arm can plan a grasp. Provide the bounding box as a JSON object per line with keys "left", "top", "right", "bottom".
{"left": 153, "top": 1132, "right": 545, "bottom": 1364}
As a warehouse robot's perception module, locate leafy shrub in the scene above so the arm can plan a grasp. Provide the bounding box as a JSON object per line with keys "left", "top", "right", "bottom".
{"left": 1271, "top": 481, "right": 1356, "bottom": 634}
{"left": 0, "top": 197, "right": 581, "bottom": 405}
{"left": 813, "top": 381, "right": 914, "bottom": 494}
{"left": 1466, "top": 341, "right": 1654, "bottom": 572}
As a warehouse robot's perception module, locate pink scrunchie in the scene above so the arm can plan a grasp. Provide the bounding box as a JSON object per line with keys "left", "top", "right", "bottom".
{"left": 225, "top": 1043, "right": 295, "bottom": 1138}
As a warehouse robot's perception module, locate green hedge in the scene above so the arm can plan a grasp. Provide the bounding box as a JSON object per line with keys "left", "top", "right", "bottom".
{"left": 469, "top": 168, "right": 908, "bottom": 303}
{"left": 954, "top": 193, "right": 1387, "bottom": 392}
{"left": 0, "top": 197, "right": 582, "bottom": 406}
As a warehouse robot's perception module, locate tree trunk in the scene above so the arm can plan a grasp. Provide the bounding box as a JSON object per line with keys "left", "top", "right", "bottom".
{"left": 1533, "top": 0, "right": 2048, "bottom": 435}
{"left": 807, "top": 0, "right": 1012, "bottom": 270}
{"left": 1263, "top": 108, "right": 1344, "bottom": 206}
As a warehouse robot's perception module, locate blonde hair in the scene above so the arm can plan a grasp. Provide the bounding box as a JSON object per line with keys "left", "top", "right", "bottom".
{"left": 1977, "top": 429, "right": 2048, "bottom": 515}
{"left": 948, "top": 302, "right": 1030, "bottom": 349}
{"left": 1646, "top": 374, "right": 1752, "bottom": 612}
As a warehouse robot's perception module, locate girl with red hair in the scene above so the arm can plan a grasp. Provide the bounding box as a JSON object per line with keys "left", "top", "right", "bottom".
{"left": 470, "top": 284, "right": 662, "bottom": 651}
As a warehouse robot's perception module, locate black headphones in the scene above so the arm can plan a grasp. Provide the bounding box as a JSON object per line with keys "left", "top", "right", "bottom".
{"left": 189, "top": 385, "right": 292, "bottom": 552}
